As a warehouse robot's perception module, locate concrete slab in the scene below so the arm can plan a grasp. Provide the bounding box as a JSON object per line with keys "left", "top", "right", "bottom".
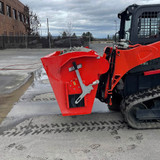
{"left": 0, "top": 67, "right": 109, "bottom": 128}
{"left": 0, "top": 73, "right": 33, "bottom": 124}
{"left": 1, "top": 45, "right": 160, "bottom": 160}
{"left": 0, "top": 113, "right": 160, "bottom": 160}
{"left": 0, "top": 64, "right": 159, "bottom": 160}
{"left": 0, "top": 48, "right": 65, "bottom": 123}
{"left": 0, "top": 74, "right": 31, "bottom": 95}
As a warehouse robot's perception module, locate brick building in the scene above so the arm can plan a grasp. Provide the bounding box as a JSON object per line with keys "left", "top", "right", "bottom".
{"left": 0, "top": 0, "right": 30, "bottom": 36}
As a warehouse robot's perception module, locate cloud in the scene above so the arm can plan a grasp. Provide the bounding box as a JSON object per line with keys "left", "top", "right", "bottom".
{"left": 20, "top": 0, "right": 160, "bottom": 37}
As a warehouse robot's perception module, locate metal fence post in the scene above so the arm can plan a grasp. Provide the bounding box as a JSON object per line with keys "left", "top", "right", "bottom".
{"left": 69, "top": 36, "right": 71, "bottom": 48}
{"left": 2, "top": 36, "right": 5, "bottom": 49}
{"left": 25, "top": 34, "right": 28, "bottom": 48}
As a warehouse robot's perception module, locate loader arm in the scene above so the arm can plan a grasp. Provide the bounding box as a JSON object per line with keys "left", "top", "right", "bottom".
{"left": 106, "top": 42, "right": 160, "bottom": 94}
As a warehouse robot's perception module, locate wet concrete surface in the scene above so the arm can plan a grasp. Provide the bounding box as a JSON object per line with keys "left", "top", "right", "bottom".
{"left": 0, "top": 74, "right": 34, "bottom": 125}
{"left": 0, "top": 45, "right": 111, "bottom": 127}
{"left": 0, "top": 48, "right": 65, "bottom": 123}
{"left": 0, "top": 75, "right": 19, "bottom": 93}
{"left": 1, "top": 67, "right": 109, "bottom": 128}
{"left": 0, "top": 74, "right": 31, "bottom": 94}
{"left": 0, "top": 45, "right": 160, "bottom": 160}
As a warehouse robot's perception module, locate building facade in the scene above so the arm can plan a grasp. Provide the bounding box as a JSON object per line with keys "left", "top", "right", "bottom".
{"left": 0, "top": 0, "right": 30, "bottom": 36}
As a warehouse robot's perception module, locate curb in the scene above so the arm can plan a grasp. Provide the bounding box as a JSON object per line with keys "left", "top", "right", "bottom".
{"left": 0, "top": 73, "right": 33, "bottom": 96}
{"left": 0, "top": 72, "right": 34, "bottom": 124}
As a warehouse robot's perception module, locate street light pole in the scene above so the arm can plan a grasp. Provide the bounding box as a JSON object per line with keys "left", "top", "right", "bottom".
{"left": 47, "top": 18, "right": 51, "bottom": 48}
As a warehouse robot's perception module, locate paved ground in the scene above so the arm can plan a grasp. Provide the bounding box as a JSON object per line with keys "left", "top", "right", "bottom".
{"left": 0, "top": 67, "right": 109, "bottom": 129}
{"left": 90, "top": 42, "right": 113, "bottom": 55}
{"left": 0, "top": 44, "right": 160, "bottom": 160}
{"left": 1, "top": 112, "right": 160, "bottom": 160}
{"left": 0, "top": 48, "right": 64, "bottom": 123}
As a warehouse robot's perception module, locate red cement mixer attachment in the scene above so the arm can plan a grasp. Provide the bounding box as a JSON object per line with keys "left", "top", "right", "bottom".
{"left": 41, "top": 48, "right": 109, "bottom": 116}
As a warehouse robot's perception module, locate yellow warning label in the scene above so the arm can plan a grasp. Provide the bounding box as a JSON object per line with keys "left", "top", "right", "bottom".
{"left": 73, "top": 81, "right": 76, "bottom": 86}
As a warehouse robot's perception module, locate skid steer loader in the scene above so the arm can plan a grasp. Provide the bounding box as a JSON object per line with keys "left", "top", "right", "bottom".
{"left": 41, "top": 4, "right": 160, "bottom": 129}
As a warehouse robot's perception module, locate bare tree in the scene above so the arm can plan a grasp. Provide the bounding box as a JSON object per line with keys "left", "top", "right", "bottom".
{"left": 60, "top": 21, "right": 73, "bottom": 37}
{"left": 65, "top": 21, "right": 73, "bottom": 37}
{"left": 29, "top": 11, "right": 41, "bottom": 35}
{"left": 24, "top": 6, "right": 41, "bottom": 36}
{"left": 65, "top": 22, "right": 73, "bottom": 47}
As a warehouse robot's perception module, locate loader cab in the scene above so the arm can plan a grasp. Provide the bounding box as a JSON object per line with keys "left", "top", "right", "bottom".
{"left": 118, "top": 4, "right": 160, "bottom": 45}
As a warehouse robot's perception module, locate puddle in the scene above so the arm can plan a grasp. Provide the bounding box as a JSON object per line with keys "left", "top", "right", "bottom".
{"left": 19, "top": 67, "right": 55, "bottom": 103}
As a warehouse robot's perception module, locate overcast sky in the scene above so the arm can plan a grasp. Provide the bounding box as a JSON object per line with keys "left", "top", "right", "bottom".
{"left": 20, "top": 0, "right": 160, "bottom": 38}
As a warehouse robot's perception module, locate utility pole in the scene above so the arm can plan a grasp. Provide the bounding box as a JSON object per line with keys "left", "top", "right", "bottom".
{"left": 114, "top": 20, "right": 117, "bottom": 33}
{"left": 47, "top": 18, "right": 51, "bottom": 48}
{"left": 25, "top": 34, "right": 28, "bottom": 48}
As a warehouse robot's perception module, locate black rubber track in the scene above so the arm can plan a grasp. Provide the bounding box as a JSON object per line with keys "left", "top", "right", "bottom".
{"left": 120, "top": 85, "right": 160, "bottom": 129}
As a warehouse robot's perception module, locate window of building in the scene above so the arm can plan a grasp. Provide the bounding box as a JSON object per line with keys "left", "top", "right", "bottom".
{"left": 21, "top": 14, "right": 25, "bottom": 23}
{"left": 18, "top": 11, "right": 22, "bottom": 21}
{"left": 26, "top": 17, "right": 29, "bottom": 24}
{"left": 0, "top": 1, "right": 4, "bottom": 14}
{"left": 138, "top": 12, "right": 160, "bottom": 38}
{"left": 6, "top": 5, "right": 11, "bottom": 17}
{"left": 3, "top": 31, "right": 7, "bottom": 36}
{"left": 13, "top": 9, "right": 17, "bottom": 19}
{"left": 9, "top": 32, "right": 13, "bottom": 36}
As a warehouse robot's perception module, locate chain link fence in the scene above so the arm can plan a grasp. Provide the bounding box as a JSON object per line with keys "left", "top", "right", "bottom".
{"left": 0, "top": 35, "right": 89, "bottom": 49}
